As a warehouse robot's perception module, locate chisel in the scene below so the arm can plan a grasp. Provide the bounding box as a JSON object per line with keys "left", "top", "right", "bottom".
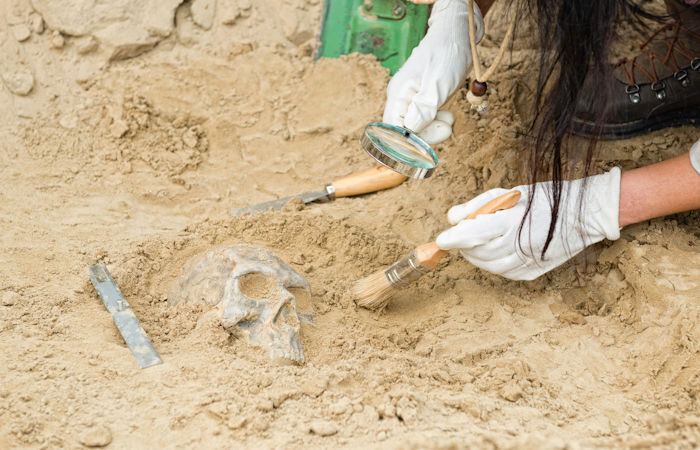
{"left": 89, "top": 265, "right": 163, "bottom": 369}
{"left": 232, "top": 165, "right": 407, "bottom": 216}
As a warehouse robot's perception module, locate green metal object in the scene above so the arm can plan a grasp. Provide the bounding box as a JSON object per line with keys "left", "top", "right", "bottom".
{"left": 317, "top": 0, "right": 429, "bottom": 75}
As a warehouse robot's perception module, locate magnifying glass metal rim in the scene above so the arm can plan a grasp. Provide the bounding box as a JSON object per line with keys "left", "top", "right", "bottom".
{"left": 361, "top": 122, "right": 438, "bottom": 179}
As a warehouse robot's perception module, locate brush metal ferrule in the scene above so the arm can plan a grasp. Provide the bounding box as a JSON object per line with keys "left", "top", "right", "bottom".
{"left": 384, "top": 250, "right": 433, "bottom": 288}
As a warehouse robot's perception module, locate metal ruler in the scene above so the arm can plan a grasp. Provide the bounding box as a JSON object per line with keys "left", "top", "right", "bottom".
{"left": 89, "top": 264, "right": 163, "bottom": 368}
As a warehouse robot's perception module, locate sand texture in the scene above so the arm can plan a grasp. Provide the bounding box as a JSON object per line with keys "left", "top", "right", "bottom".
{"left": 0, "top": 0, "right": 698, "bottom": 448}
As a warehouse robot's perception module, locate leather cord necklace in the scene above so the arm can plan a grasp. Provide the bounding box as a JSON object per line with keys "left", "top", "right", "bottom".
{"left": 466, "top": 0, "right": 517, "bottom": 113}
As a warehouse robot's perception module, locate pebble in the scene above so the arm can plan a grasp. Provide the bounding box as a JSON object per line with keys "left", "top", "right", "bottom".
{"left": 256, "top": 398, "right": 274, "bottom": 412}
{"left": 76, "top": 35, "right": 99, "bottom": 54}
{"left": 309, "top": 420, "right": 338, "bottom": 437}
{"left": 2, "top": 70, "right": 34, "bottom": 96}
{"left": 557, "top": 310, "right": 587, "bottom": 325}
{"left": 110, "top": 120, "right": 129, "bottom": 138}
{"left": 300, "top": 378, "right": 327, "bottom": 398}
{"left": 29, "top": 14, "right": 44, "bottom": 34}
{"left": 59, "top": 115, "right": 78, "bottom": 130}
{"left": 50, "top": 31, "right": 65, "bottom": 49}
{"left": 191, "top": 0, "right": 216, "bottom": 30}
{"left": 329, "top": 397, "right": 351, "bottom": 415}
{"left": 80, "top": 425, "right": 112, "bottom": 447}
{"left": 11, "top": 24, "right": 32, "bottom": 42}
{"left": 500, "top": 382, "right": 523, "bottom": 402}
{"left": 1, "top": 291, "right": 20, "bottom": 306}
{"left": 182, "top": 128, "right": 198, "bottom": 148}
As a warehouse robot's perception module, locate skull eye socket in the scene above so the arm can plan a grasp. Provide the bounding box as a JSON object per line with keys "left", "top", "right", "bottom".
{"left": 238, "top": 272, "right": 281, "bottom": 301}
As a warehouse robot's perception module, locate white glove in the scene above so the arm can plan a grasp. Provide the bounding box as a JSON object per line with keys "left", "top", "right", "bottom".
{"left": 690, "top": 138, "right": 700, "bottom": 174}
{"left": 383, "top": 0, "right": 484, "bottom": 145}
{"left": 435, "top": 168, "right": 622, "bottom": 280}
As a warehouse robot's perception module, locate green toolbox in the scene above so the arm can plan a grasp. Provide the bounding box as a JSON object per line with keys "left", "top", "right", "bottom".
{"left": 317, "top": 0, "right": 429, "bottom": 75}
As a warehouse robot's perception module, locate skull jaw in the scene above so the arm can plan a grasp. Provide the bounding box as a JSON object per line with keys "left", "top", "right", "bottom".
{"left": 231, "top": 320, "right": 305, "bottom": 363}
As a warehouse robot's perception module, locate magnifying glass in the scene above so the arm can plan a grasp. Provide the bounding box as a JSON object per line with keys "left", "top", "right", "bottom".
{"left": 361, "top": 122, "right": 438, "bottom": 179}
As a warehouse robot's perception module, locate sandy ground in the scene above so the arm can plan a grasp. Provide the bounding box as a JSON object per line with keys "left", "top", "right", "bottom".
{"left": 1, "top": 0, "right": 699, "bottom": 448}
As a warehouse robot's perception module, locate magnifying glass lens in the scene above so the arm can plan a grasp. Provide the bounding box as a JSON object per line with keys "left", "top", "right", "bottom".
{"left": 361, "top": 122, "right": 438, "bottom": 179}
{"left": 365, "top": 124, "right": 435, "bottom": 169}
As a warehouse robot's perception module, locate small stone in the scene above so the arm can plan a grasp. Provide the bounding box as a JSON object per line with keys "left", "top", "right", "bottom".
{"left": 329, "top": 397, "right": 351, "bottom": 415}
{"left": 50, "top": 31, "right": 64, "bottom": 49}
{"left": 300, "top": 378, "right": 327, "bottom": 398}
{"left": 59, "top": 115, "right": 77, "bottom": 129}
{"left": 1, "top": 291, "right": 20, "bottom": 306}
{"left": 309, "top": 420, "right": 337, "bottom": 437}
{"left": 110, "top": 120, "right": 129, "bottom": 138}
{"left": 256, "top": 398, "right": 274, "bottom": 412}
{"left": 377, "top": 402, "right": 395, "bottom": 418}
{"left": 75, "top": 35, "right": 99, "bottom": 54}
{"left": 11, "top": 24, "right": 32, "bottom": 42}
{"left": 80, "top": 425, "right": 112, "bottom": 447}
{"left": 500, "top": 381, "right": 523, "bottom": 402}
{"left": 191, "top": 0, "right": 216, "bottom": 30}
{"left": 226, "top": 416, "right": 247, "bottom": 430}
{"left": 182, "top": 128, "right": 198, "bottom": 148}
{"left": 557, "top": 309, "right": 587, "bottom": 325}
{"left": 29, "top": 14, "right": 45, "bottom": 34}
{"left": 2, "top": 70, "right": 34, "bottom": 96}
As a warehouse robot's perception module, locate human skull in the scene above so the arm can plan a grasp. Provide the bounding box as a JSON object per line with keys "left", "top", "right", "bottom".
{"left": 168, "top": 245, "right": 313, "bottom": 362}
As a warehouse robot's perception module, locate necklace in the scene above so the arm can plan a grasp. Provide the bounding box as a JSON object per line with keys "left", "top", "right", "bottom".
{"left": 466, "top": 0, "right": 517, "bottom": 113}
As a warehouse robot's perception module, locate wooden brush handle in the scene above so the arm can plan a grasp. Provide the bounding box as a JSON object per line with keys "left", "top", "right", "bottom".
{"left": 416, "top": 190, "right": 522, "bottom": 269}
{"left": 331, "top": 165, "right": 407, "bottom": 198}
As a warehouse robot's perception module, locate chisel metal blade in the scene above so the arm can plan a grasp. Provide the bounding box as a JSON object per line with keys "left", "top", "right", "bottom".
{"left": 231, "top": 189, "right": 331, "bottom": 216}
{"left": 89, "top": 264, "right": 163, "bottom": 369}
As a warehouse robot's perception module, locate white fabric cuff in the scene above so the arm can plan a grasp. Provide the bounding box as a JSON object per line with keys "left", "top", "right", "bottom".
{"left": 430, "top": 0, "right": 485, "bottom": 44}
{"left": 690, "top": 138, "right": 700, "bottom": 175}
{"left": 587, "top": 167, "right": 622, "bottom": 241}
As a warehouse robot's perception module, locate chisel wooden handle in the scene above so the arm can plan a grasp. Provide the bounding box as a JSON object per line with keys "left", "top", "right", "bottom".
{"left": 331, "top": 165, "right": 407, "bottom": 198}
{"left": 416, "top": 190, "right": 522, "bottom": 269}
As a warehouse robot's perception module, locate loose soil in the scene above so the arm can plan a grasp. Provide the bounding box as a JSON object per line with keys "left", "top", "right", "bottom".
{"left": 1, "top": 0, "right": 698, "bottom": 448}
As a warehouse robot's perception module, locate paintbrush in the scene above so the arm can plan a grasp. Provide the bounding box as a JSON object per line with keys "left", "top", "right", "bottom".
{"left": 353, "top": 190, "right": 521, "bottom": 311}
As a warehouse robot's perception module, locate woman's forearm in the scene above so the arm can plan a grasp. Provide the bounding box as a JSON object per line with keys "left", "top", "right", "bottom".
{"left": 619, "top": 149, "right": 700, "bottom": 227}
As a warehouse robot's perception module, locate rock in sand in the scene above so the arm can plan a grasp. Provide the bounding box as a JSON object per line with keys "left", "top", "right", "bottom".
{"left": 29, "top": 13, "right": 45, "bottom": 34}
{"left": 191, "top": 0, "right": 216, "bottom": 30}
{"left": 2, "top": 70, "right": 34, "bottom": 96}
{"left": 50, "top": 31, "right": 65, "bottom": 49}
{"left": 11, "top": 24, "right": 32, "bottom": 42}
{"left": 1, "top": 291, "right": 20, "bottom": 306}
{"left": 309, "top": 420, "right": 338, "bottom": 437}
{"left": 80, "top": 425, "right": 113, "bottom": 447}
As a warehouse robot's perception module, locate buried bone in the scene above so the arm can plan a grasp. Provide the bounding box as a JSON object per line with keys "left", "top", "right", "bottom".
{"left": 168, "top": 245, "right": 313, "bottom": 363}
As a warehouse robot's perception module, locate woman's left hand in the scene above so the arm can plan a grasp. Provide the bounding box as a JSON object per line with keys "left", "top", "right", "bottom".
{"left": 435, "top": 169, "right": 622, "bottom": 280}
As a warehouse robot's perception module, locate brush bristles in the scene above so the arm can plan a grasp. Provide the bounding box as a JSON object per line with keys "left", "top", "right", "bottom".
{"left": 352, "top": 269, "right": 395, "bottom": 311}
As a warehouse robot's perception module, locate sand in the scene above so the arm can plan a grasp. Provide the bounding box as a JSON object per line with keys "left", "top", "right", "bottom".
{"left": 1, "top": 0, "right": 698, "bottom": 448}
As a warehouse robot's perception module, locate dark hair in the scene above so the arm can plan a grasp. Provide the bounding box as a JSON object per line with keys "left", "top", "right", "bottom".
{"left": 518, "top": 0, "right": 662, "bottom": 257}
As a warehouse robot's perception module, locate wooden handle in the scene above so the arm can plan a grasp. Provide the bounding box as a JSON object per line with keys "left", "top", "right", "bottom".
{"left": 331, "top": 165, "right": 407, "bottom": 198}
{"left": 416, "top": 242, "right": 447, "bottom": 269}
{"left": 465, "top": 190, "right": 521, "bottom": 220}
{"left": 416, "top": 190, "right": 522, "bottom": 269}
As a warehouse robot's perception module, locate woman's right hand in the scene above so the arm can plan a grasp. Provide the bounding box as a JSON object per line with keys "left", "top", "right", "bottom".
{"left": 382, "top": 0, "right": 484, "bottom": 144}
{"left": 435, "top": 169, "right": 622, "bottom": 280}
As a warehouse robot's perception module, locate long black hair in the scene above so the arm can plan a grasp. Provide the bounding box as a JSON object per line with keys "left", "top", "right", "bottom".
{"left": 518, "top": 0, "right": 662, "bottom": 257}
